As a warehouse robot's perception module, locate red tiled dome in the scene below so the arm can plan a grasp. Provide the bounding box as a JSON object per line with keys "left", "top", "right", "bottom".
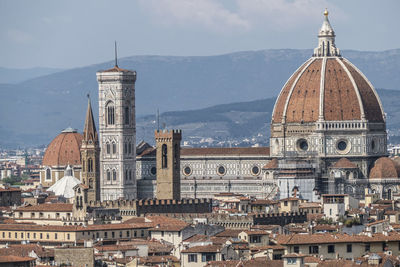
{"left": 272, "top": 11, "right": 384, "bottom": 125}
{"left": 369, "top": 157, "right": 400, "bottom": 179}
{"left": 272, "top": 57, "right": 384, "bottom": 124}
{"left": 42, "top": 128, "right": 83, "bottom": 166}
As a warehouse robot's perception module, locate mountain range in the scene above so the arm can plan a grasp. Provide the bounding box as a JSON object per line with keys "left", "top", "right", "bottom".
{"left": 1, "top": 48, "right": 400, "bottom": 148}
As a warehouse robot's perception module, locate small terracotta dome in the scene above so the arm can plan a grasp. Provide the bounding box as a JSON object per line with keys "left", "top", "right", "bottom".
{"left": 263, "top": 158, "right": 279, "bottom": 169}
{"left": 42, "top": 128, "right": 83, "bottom": 166}
{"left": 332, "top": 158, "right": 358, "bottom": 169}
{"left": 369, "top": 157, "right": 400, "bottom": 179}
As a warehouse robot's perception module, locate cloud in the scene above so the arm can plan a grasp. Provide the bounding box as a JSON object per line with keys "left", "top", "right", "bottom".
{"left": 237, "top": 0, "right": 336, "bottom": 30}
{"left": 6, "top": 29, "right": 33, "bottom": 44}
{"left": 139, "top": 0, "right": 250, "bottom": 33}
{"left": 140, "top": 0, "right": 342, "bottom": 33}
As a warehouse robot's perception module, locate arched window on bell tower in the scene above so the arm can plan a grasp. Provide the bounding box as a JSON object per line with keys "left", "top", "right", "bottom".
{"left": 88, "top": 158, "right": 93, "bottom": 173}
{"left": 124, "top": 106, "right": 129, "bottom": 125}
{"left": 162, "top": 144, "right": 168, "bottom": 169}
{"left": 106, "top": 101, "right": 115, "bottom": 125}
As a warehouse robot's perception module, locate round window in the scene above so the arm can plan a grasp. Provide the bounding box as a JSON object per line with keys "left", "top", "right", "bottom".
{"left": 217, "top": 166, "right": 226, "bottom": 176}
{"left": 251, "top": 166, "right": 260, "bottom": 176}
{"left": 183, "top": 166, "right": 192, "bottom": 176}
{"left": 337, "top": 140, "right": 347, "bottom": 151}
{"left": 150, "top": 167, "right": 156, "bottom": 175}
{"left": 297, "top": 139, "right": 308, "bottom": 151}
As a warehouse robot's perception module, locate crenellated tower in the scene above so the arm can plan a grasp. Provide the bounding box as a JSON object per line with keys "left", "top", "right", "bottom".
{"left": 155, "top": 129, "right": 182, "bottom": 200}
{"left": 80, "top": 96, "right": 100, "bottom": 202}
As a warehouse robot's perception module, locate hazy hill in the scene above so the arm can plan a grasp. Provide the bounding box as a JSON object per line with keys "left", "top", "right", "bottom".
{"left": 1, "top": 48, "right": 400, "bottom": 148}
{"left": 0, "top": 67, "right": 63, "bottom": 84}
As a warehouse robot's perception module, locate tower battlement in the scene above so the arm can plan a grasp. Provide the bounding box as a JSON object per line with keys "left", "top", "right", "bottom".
{"left": 155, "top": 129, "right": 182, "bottom": 141}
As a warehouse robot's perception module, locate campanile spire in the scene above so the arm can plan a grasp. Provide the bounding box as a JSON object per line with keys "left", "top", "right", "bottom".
{"left": 313, "top": 9, "right": 340, "bottom": 57}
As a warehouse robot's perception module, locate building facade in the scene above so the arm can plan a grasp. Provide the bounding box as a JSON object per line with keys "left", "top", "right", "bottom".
{"left": 97, "top": 64, "right": 137, "bottom": 201}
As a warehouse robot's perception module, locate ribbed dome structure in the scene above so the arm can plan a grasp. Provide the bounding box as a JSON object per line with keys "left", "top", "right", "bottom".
{"left": 369, "top": 157, "right": 400, "bottom": 179}
{"left": 42, "top": 128, "right": 83, "bottom": 166}
{"left": 272, "top": 11, "right": 384, "bottom": 124}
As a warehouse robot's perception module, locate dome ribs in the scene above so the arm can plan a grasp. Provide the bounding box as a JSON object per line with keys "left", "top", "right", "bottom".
{"left": 324, "top": 59, "right": 361, "bottom": 121}
{"left": 342, "top": 60, "right": 384, "bottom": 122}
{"left": 42, "top": 132, "right": 83, "bottom": 167}
{"left": 370, "top": 157, "right": 400, "bottom": 179}
{"left": 286, "top": 59, "right": 322, "bottom": 123}
{"left": 272, "top": 59, "right": 312, "bottom": 123}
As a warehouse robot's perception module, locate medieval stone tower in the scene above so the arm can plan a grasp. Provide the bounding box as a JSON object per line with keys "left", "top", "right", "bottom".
{"left": 155, "top": 129, "right": 182, "bottom": 200}
{"left": 80, "top": 97, "right": 100, "bottom": 202}
{"left": 97, "top": 63, "right": 137, "bottom": 201}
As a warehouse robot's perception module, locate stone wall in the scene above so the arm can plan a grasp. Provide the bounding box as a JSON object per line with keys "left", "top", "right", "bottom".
{"left": 54, "top": 247, "right": 94, "bottom": 267}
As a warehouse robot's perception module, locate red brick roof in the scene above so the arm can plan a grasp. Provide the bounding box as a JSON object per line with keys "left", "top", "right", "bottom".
{"left": 42, "top": 131, "right": 83, "bottom": 166}
{"left": 15, "top": 203, "right": 73, "bottom": 212}
{"left": 370, "top": 157, "right": 400, "bottom": 179}
{"left": 101, "top": 66, "right": 135, "bottom": 73}
{"left": 263, "top": 158, "right": 278, "bottom": 169}
{"left": 181, "top": 147, "right": 270, "bottom": 156}
{"left": 277, "top": 232, "right": 400, "bottom": 245}
{"left": 146, "top": 215, "right": 188, "bottom": 232}
{"left": 181, "top": 244, "right": 221, "bottom": 253}
{"left": 0, "top": 244, "right": 53, "bottom": 258}
{"left": 0, "top": 255, "right": 36, "bottom": 263}
{"left": 272, "top": 57, "right": 384, "bottom": 124}
{"left": 0, "top": 187, "right": 21, "bottom": 192}
{"left": 332, "top": 158, "right": 358, "bottom": 169}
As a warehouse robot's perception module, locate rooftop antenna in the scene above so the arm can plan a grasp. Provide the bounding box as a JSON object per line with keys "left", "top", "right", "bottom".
{"left": 114, "top": 41, "right": 118, "bottom": 67}
{"left": 157, "top": 108, "right": 160, "bottom": 131}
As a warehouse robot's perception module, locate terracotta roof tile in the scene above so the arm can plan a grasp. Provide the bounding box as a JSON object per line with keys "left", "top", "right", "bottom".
{"left": 370, "top": 157, "right": 400, "bottom": 179}
{"left": 0, "top": 255, "right": 36, "bottom": 263}
{"left": 272, "top": 57, "right": 384, "bottom": 124}
{"left": 286, "top": 59, "right": 322, "bottom": 123}
{"left": 42, "top": 131, "right": 83, "bottom": 166}
{"left": 332, "top": 158, "right": 358, "bottom": 169}
{"left": 181, "top": 147, "right": 270, "bottom": 156}
{"left": 263, "top": 158, "right": 278, "bottom": 169}
{"left": 15, "top": 203, "right": 73, "bottom": 212}
{"left": 181, "top": 244, "right": 221, "bottom": 253}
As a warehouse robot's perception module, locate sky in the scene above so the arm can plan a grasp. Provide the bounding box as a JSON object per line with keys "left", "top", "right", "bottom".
{"left": 1, "top": 0, "right": 399, "bottom": 69}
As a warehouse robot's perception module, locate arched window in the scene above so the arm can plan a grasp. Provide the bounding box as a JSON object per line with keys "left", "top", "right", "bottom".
{"left": 46, "top": 168, "right": 51, "bottom": 180}
{"left": 388, "top": 189, "right": 392, "bottom": 200}
{"left": 124, "top": 143, "right": 127, "bottom": 154}
{"left": 125, "top": 169, "right": 128, "bottom": 181}
{"left": 112, "top": 170, "right": 117, "bottom": 181}
{"left": 112, "top": 142, "right": 117, "bottom": 154}
{"left": 89, "top": 178, "right": 93, "bottom": 189}
{"left": 162, "top": 144, "right": 168, "bottom": 169}
{"left": 88, "top": 158, "right": 93, "bottom": 172}
{"left": 106, "top": 102, "right": 115, "bottom": 125}
{"left": 106, "top": 143, "right": 111, "bottom": 154}
{"left": 124, "top": 106, "right": 129, "bottom": 125}
{"left": 129, "top": 170, "right": 132, "bottom": 180}
{"left": 128, "top": 142, "right": 132, "bottom": 154}
{"left": 107, "top": 170, "right": 111, "bottom": 181}
{"left": 79, "top": 196, "right": 83, "bottom": 207}
{"left": 82, "top": 160, "right": 85, "bottom": 172}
